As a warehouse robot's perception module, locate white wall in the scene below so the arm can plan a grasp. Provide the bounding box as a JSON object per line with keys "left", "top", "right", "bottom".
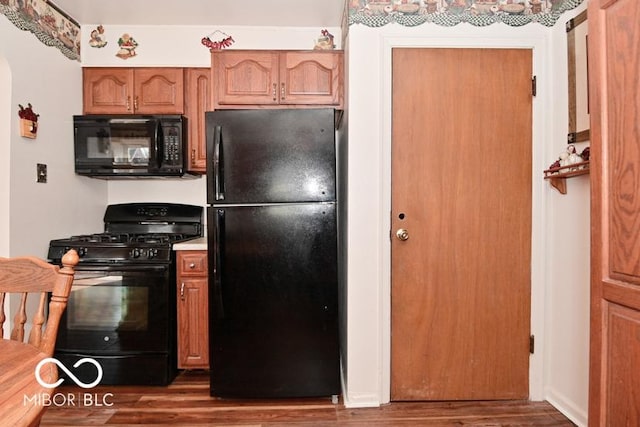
{"left": 0, "top": 55, "right": 10, "bottom": 258}
{"left": 343, "top": 7, "right": 590, "bottom": 425}
{"left": 543, "top": 3, "right": 590, "bottom": 426}
{"left": 0, "top": 18, "right": 107, "bottom": 258}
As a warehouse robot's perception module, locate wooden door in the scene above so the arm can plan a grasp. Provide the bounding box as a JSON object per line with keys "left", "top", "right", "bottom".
{"left": 83, "top": 68, "right": 134, "bottom": 114}
{"left": 184, "top": 68, "right": 211, "bottom": 173}
{"left": 280, "top": 51, "right": 343, "bottom": 107}
{"left": 588, "top": 0, "right": 640, "bottom": 425}
{"left": 133, "top": 68, "right": 184, "bottom": 114}
{"left": 212, "top": 51, "right": 279, "bottom": 107}
{"left": 391, "top": 48, "right": 532, "bottom": 400}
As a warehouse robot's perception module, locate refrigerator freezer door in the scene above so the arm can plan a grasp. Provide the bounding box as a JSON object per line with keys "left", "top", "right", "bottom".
{"left": 206, "top": 109, "right": 336, "bottom": 205}
{"left": 207, "top": 203, "right": 340, "bottom": 398}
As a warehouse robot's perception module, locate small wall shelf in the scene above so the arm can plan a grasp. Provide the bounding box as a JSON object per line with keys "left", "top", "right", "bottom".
{"left": 543, "top": 160, "right": 590, "bottom": 194}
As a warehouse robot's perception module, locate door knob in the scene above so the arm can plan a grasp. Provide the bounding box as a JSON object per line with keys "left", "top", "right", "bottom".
{"left": 396, "top": 229, "right": 409, "bottom": 241}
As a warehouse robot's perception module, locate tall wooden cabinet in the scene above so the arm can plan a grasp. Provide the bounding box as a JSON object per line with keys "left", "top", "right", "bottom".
{"left": 176, "top": 250, "right": 209, "bottom": 369}
{"left": 212, "top": 50, "right": 343, "bottom": 109}
{"left": 83, "top": 67, "right": 185, "bottom": 114}
{"left": 184, "top": 68, "right": 211, "bottom": 173}
{"left": 588, "top": 0, "right": 640, "bottom": 425}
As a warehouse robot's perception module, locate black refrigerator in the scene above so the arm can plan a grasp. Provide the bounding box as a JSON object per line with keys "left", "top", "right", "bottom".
{"left": 205, "top": 109, "right": 340, "bottom": 398}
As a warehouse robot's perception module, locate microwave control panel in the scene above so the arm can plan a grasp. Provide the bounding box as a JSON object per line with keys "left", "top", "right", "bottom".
{"left": 163, "top": 125, "right": 182, "bottom": 166}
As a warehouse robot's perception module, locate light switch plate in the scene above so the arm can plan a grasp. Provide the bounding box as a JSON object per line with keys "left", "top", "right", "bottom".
{"left": 37, "top": 163, "right": 47, "bottom": 183}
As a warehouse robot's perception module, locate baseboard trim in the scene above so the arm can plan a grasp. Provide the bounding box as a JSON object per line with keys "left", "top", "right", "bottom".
{"left": 545, "top": 387, "right": 588, "bottom": 427}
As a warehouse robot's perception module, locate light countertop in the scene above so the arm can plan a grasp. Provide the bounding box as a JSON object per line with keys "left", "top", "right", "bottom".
{"left": 173, "top": 237, "right": 207, "bottom": 251}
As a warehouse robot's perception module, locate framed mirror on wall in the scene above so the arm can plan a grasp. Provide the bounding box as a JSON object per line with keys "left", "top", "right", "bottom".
{"left": 567, "top": 10, "right": 589, "bottom": 144}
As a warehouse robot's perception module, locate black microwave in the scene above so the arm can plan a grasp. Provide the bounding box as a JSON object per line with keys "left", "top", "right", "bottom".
{"left": 73, "top": 115, "right": 190, "bottom": 178}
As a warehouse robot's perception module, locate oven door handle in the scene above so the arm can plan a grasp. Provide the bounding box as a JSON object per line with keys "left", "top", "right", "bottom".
{"left": 213, "top": 209, "right": 225, "bottom": 318}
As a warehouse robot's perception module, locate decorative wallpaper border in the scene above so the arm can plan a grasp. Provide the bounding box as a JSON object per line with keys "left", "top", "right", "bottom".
{"left": 348, "top": 0, "right": 585, "bottom": 28}
{"left": 1, "top": 0, "right": 586, "bottom": 61}
{"left": 0, "top": 0, "right": 80, "bottom": 61}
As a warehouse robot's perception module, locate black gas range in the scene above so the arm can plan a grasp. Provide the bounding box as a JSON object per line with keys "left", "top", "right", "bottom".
{"left": 48, "top": 203, "right": 203, "bottom": 386}
{"left": 48, "top": 203, "right": 203, "bottom": 265}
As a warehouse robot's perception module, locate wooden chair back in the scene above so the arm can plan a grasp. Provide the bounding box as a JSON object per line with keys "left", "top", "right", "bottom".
{"left": 0, "top": 249, "right": 78, "bottom": 356}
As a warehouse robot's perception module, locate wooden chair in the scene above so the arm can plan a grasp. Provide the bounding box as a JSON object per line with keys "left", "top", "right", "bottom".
{"left": 0, "top": 249, "right": 78, "bottom": 427}
{"left": 0, "top": 249, "right": 78, "bottom": 356}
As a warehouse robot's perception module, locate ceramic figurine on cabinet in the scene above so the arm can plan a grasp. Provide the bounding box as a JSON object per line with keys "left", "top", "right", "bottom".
{"left": 314, "top": 29, "right": 335, "bottom": 50}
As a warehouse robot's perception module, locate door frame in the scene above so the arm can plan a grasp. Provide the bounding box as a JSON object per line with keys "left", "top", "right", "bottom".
{"left": 379, "top": 35, "right": 550, "bottom": 404}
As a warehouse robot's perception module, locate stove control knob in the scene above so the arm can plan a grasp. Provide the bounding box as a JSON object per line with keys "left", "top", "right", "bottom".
{"left": 131, "top": 248, "right": 141, "bottom": 258}
{"left": 77, "top": 247, "right": 87, "bottom": 257}
{"left": 148, "top": 248, "right": 158, "bottom": 259}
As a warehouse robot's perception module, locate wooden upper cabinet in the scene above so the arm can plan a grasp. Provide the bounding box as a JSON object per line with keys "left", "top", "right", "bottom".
{"left": 184, "top": 68, "right": 211, "bottom": 173}
{"left": 83, "top": 68, "right": 133, "bottom": 114}
{"left": 212, "top": 51, "right": 279, "bottom": 106}
{"left": 280, "top": 51, "right": 342, "bottom": 106}
{"left": 212, "top": 50, "right": 343, "bottom": 109}
{"left": 83, "top": 67, "right": 185, "bottom": 114}
{"left": 134, "top": 68, "right": 184, "bottom": 114}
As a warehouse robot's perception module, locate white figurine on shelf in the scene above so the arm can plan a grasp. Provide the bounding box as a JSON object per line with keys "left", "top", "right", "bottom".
{"left": 567, "top": 144, "right": 582, "bottom": 165}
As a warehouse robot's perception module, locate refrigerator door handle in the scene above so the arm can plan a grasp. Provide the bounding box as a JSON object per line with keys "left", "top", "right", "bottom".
{"left": 213, "top": 126, "right": 225, "bottom": 200}
{"left": 213, "top": 209, "right": 225, "bottom": 318}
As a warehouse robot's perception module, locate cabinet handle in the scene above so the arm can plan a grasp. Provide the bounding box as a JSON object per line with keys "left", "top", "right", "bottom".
{"left": 126, "top": 96, "right": 131, "bottom": 111}
{"left": 272, "top": 83, "right": 277, "bottom": 101}
{"left": 134, "top": 96, "right": 139, "bottom": 111}
{"left": 281, "top": 83, "right": 285, "bottom": 100}
{"left": 180, "top": 282, "right": 185, "bottom": 301}
{"left": 189, "top": 262, "right": 196, "bottom": 269}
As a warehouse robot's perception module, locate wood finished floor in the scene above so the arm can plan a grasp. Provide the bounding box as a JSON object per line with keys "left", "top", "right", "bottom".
{"left": 41, "top": 370, "right": 576, "bottom": 426}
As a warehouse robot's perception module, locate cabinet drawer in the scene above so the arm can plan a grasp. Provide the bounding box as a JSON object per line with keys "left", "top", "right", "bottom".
{"left": 177, "top": 251, "right": 208, "bottom": 276}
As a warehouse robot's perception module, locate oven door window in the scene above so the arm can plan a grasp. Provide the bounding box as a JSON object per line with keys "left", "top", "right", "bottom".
{"left": 57, "top": 266, "right": 172, "bottom": 353}
{"left": 68, "top": 276, "right": 149, "bottom": 331}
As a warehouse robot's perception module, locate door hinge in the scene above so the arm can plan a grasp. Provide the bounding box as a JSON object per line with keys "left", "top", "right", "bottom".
{"left": 529, "top": 334, "right": 535, "bottom": 354}
{"left": 532, "top": 76, "right": 537, "bottom": 97}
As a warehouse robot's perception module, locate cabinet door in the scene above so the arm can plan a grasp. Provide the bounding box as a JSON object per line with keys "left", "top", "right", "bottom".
{"left": 184, "top": 68, "right": 211, "bottom": 173}
{"left": 83, "top": 68, "right": 134, "bottom": 114}
{"left": 589, "top": 0, "right": 640, "bottom": 424}
{"left": 280, "top": 51, "right": 343, "bottom": 107}
{"left": 134, "top": 68, "right": 185, "bottom": 114}
{"left": 177, "top": 277, "right": 209, "bottom": 369}
{"left": 212, "top": 51, "right": 280, "bottom": 107}
{"left": 177, "top": 251, "right": 209, "bottom": 369}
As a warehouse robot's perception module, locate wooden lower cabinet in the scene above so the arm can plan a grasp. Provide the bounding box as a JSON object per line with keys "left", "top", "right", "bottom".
{"left": 176, "top": 250, "right": 209, "bottom": 369}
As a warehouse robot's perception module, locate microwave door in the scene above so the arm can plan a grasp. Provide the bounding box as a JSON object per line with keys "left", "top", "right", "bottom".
{"left": 109, "top": 118, "right": 155, "bottom": 168}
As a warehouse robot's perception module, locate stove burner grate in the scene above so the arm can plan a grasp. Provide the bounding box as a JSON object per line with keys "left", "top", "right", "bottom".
{"left": 70, "top": 233, "right": 131, "bottom": 243}
{"left": 66, "top": 233, "right": 189, "bottom": 245}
